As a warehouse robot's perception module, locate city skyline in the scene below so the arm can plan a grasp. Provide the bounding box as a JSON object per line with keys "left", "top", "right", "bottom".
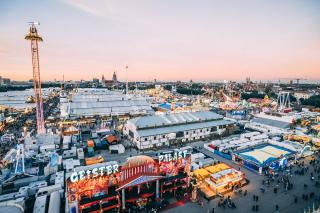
{"left": 1, "top": 0, "right": 320, "bottom": 82}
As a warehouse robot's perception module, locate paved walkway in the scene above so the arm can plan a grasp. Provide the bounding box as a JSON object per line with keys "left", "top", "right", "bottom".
{"left": 164, "top": 144, "right": 320, "bottom": 213}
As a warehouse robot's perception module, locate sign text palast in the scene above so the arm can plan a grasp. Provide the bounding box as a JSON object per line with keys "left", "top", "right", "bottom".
{"left": 158, "top": 150, "right": 188, "bottom": 163}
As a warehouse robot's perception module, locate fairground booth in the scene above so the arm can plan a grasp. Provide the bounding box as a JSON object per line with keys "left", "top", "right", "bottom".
{"left": 233, "top": 143, "right": 295, "bottom": 174}
{"left": 192, "top": 163, "right": 246, "bottom": 199}
{"left": 66, "top": 150, "right": 191, "bottom": 213}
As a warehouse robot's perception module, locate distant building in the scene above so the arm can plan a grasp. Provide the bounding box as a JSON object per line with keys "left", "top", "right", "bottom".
{"left": 101, "top": 75, "right": 106, "bottom": 87}
{"left": 155, "top": 84, "right": 161, "bottom": 90}
{"left": 124, "top": 111, "right": 234, "bottom": 150}
{"left": 92, "top": 78, "right": 99, "bottom": 84}
{"left": 246, "top": 77, "right": 251, "bottom": 84}
{"left": 0, "top": 76, "right": 11, "bottom": 86}
{"left": 10, "top": 81, "right": 33, "bottom": 87}
{"left": 294, "top": 92, "right": 312, "bottom": 100}
{"left": 100, "top": 72, "right": 118, "bottom": 87}
{"left": 2, "top": 78, "right": 11, "bottom": 85}
{"left": 243, "top": 77, "right": 256, "bottom": 92}
{"left": 112, "top": 72, "right": 117, "bottom": 84}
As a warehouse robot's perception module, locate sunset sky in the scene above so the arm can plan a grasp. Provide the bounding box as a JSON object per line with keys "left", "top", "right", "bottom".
{"left": 0, "top": 0, "right": 319, "bottom": 82}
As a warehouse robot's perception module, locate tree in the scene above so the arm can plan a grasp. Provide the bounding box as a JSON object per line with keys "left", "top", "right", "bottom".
{"left": 176, "top": 87, "right": 204, "bottom": 95}
{"left": 264, "top": 85, "right": 272, "bottom": 96}
{"left": 163, "top": 85, "right": 172, "bottom": 91}
{"left": 241, "top": 92, "right": 265, "bottom": 100}
{"left": 301, "top": 95, "right": 320, "bottom": 107}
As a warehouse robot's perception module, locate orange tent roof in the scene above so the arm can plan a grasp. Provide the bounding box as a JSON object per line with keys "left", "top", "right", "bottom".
{"left": 106, "top": 135, "right": 118, "bottom": 143}
{"left": 87, "top": 140, "right": 94, "bottom": 147}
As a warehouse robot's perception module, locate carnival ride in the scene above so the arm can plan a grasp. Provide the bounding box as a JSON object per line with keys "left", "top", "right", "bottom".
{"left": 276, "top": 91, "right": 292, "bottom": 113}
{"left": 25, "top": 22, "right": 45, "bottom": 134}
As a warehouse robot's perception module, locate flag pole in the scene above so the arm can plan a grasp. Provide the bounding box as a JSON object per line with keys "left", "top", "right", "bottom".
{"left": 126, "top": 65, "right": 128, "bottom": 95}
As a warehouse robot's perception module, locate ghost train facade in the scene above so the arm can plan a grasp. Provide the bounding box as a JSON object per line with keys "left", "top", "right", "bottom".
{"left": 66, "top": 151, "right": 191, "bottom": 213}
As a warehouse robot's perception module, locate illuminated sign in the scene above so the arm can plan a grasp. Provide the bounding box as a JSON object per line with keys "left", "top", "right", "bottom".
{"left": 158, "top": 150, "right": 188, "bottom": 163}
{"left": 70, "top": 164, "right": 119, "bottom": 183}
{"left": 122, "top": 176, "right": 162, "bottom": 189}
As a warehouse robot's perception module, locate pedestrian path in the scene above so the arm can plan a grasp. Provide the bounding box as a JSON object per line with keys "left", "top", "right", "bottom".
{"left": 163, "top": 145, "right": 320, "bottom": 213}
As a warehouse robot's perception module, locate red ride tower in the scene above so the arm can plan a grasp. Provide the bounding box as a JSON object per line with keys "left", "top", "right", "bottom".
{"left": 25, "top": 22, "right": 45, "bottom": 134}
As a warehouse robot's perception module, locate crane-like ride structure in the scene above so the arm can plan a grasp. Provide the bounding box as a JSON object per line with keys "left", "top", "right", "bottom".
{"left": 25, "top": 22, "right": 45, "bottom": 134}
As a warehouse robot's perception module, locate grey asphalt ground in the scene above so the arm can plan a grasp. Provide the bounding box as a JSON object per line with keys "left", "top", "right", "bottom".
{"left": 163, "top": 141, "right": 320, "bottom": 213}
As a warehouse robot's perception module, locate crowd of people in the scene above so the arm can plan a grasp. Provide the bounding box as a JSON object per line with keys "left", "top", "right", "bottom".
{"left": 197, "top": 151, "right": 320, "bottom": 213}
{"left": 217, "top": 195, "right": 237, "bottom": 209}
{"left": 259, "top": 152, "right": 320, "bottom": 212}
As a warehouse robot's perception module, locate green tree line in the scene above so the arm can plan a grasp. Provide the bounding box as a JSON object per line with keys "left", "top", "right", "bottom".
{"left": 301, "top": 95, "right": 320, "bottom": 107}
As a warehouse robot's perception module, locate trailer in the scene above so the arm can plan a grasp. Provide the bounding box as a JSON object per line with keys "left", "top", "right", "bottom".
{"left": 33, "top": 195, "right": 47, "bottom": 213}
{"left": 109, "top": 144, "right": 125, "bottom": 154}
{"left": 62, "top": 147, "right": 77, "bottom": 159}
{"left": 48, "top": 191, "right": 61, "bottom": 213}
{"left": 40, "top": 144, "right": 57, "bottom": 154}
{"left": 77, "top": 148, "right": 84, "bottom": 160}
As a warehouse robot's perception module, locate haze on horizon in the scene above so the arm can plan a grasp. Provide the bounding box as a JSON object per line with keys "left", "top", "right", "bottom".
{"left": 0, "top": 0, "right": 319, "bottom": 82}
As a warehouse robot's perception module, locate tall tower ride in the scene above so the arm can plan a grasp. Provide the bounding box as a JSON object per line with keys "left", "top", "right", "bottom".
{"left": 25, "top": 22, "right": 45, "bottom": 134}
